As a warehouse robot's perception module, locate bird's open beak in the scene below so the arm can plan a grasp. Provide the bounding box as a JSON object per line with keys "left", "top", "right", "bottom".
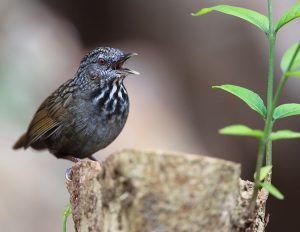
{"left": 113, "top": 53, "right": 140, "bottom": 75}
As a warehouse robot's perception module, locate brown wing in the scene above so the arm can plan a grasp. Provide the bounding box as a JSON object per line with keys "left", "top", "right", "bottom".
{"left": 14, "top": 91, "right": 73, "bottom": 149}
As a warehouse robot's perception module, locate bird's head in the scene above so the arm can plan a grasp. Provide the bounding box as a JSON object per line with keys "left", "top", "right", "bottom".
{"left": 75, "top": 47, "right": 139, "bottom": 95}
{"left": 79, "top": 47, "right": 138, "bottom": 76}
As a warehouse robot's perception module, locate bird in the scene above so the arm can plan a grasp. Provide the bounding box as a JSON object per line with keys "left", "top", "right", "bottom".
{"left": 13, "top": 47, "right": 139, "bottom": 162}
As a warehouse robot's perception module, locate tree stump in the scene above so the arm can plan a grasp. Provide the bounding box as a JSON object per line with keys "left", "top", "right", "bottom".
{"left": 66, "top": 149, "right": 268, "bottom": 232}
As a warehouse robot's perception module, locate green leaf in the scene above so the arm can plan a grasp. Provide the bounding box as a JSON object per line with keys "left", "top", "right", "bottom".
{"left": 63, "top": 203, "right": 72, "bottom": 232}
{"left": 254, "top": 165, "right": 273, "bottom": 181}
{"left": 286, "top": 70, "right": 300, "bottom": 77}
{"left": 275, "top": 2, "right": 300, "bottom": 32}
{"left": 281, "top": 42, "right": 300, "bottom": 73}
{"left": 192, "top": 5, "right": 269, "bottom": 33}
{"left": 260, "top": 182, "right": 284, "bottom": 200}
{"left": 219, "top": 124, "right": 263, "bottom": 138}
{"left": 273, "top": 103, "right": 300, "bottom": 120}
{"left": 270, "top": 130, "right": 300, "bottom": 140}
{"left": 213, "top": 85, "right": 266, "bottom": 118}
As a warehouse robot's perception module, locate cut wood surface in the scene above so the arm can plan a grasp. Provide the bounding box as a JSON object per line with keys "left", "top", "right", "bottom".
{"left": 66, "top": 149, "right": 268, "bottom": 232}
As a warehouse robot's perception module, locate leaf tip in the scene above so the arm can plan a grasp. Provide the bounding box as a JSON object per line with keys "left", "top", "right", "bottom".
{"left": 218, "top": 128, "right": 225, "bottom": 134}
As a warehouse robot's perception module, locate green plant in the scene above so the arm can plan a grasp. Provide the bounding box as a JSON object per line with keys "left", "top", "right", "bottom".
{"left": 192, "top": 1, "right": 300, "bottom": 204}
{"left": 63, "top": 203, "right": 72, "bottom": 232}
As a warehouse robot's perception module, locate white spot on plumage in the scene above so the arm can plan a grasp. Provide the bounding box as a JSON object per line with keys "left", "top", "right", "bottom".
{"left": 109, "top": 83, "right": 118, "bottom": 99}
{"left": 120, "top": 85, "right": 127, "bottom": 99}
{"left": 118, "top": 88, "right": 123, "bottom": 100}
{"left": 93, "top": 87, "right": 108, "bottom": 104}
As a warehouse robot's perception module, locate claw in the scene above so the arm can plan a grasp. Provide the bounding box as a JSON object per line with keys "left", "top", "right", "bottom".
{"left": 65, "top": 167, "right": 73, "bottom": 181}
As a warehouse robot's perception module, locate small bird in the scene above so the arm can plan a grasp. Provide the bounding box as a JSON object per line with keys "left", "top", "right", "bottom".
{"left": 13, "top": 47, "right": 139, "bottom": 162}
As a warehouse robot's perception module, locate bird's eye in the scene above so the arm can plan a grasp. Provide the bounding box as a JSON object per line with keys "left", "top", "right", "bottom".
{"left": 90, "top": 75, "right": 97, "bottom": 80}
{"left": 98, "top": 58, "right": 106, "bottom": 65}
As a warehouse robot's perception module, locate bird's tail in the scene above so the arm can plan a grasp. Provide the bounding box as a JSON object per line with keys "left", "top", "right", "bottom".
{"left": 13, "top": 133, "right": 27, "bottom": 149}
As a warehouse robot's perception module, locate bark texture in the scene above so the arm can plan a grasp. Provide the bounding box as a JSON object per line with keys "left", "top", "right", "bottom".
{"left": 66, "top": 149, "right": 268, "bottom": 232}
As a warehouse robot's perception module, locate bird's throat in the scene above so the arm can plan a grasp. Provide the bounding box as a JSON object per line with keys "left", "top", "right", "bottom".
{"left": 92, "top": 82, "right": 128, "bottom": 116}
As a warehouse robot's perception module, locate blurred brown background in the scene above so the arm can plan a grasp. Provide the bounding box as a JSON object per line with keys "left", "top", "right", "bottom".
{"left": 0, "top": 0, "right": 299, "bottom": 231}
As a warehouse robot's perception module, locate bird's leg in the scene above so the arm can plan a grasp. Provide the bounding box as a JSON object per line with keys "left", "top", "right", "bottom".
{"left": 63, "top": 156, "right": 81, "bottom": 163}
{"left": 89, "top": 155, "right": 98, "bottom": 161}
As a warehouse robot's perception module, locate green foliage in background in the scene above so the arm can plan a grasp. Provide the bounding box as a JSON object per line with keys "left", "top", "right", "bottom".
{"left": 193, "top": 1, "right": 300, "bottom": 203}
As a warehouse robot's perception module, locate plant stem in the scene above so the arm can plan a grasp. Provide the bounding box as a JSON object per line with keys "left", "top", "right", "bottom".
{"left": 63, "top": 214, "right": 68, "bottom": 232}
{"left": 265, "top": 33, "right": 276, "bottom": 166}
{"left": 267, "top": 0, "right": 274, "bottom": 110}
{"left": 266, "top": 135, "right": 273, "bottom": 166}
{"left": 252, "top": 0, "right": 275, "bottom": 205}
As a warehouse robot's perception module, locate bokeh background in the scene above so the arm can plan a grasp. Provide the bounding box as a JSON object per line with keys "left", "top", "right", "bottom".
{"left": 0, "top": 0, "right": 299, "bottom": 231}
